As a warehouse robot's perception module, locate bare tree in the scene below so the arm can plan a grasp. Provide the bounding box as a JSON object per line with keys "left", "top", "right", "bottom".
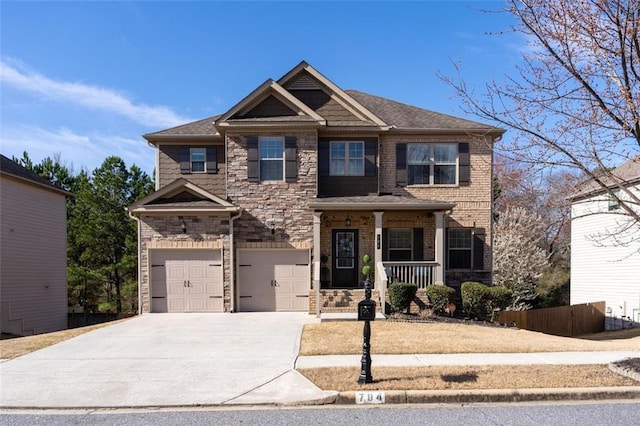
{"left": 445, "top": 0, "right": 640, "bottom": 226}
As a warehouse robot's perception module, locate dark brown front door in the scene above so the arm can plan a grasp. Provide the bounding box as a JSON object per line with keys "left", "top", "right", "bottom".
{"left": 332, "top": 229, "right": 358, "bottom": 288}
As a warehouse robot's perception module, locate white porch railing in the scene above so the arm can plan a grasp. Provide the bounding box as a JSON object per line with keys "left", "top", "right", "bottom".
{"left": 382, "top": 262, "right": 439, "bottom": 289}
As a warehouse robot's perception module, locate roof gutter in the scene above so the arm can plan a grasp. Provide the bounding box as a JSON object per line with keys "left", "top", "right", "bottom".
{"left": 308, "top": 202, "right": 456, "bottom": 211}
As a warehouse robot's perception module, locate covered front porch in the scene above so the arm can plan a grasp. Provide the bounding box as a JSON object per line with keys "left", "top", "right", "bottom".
{"left": 309, "top": 196, "right": 455, "bottom": 316}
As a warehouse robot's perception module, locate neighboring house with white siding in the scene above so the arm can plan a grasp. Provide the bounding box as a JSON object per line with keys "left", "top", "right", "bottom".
{"left": 0, "top": 154, "right": 73, "bottom": 336}
{"left": 569, "top": 157, "right": 640, "bottom": 330}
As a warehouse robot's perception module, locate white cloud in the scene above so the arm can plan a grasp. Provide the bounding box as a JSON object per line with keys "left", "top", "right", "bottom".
{"left": 0, "top": 58, "right": 192, "bottom": 128}
{"left": 0, "top": 124, "right": 155, "bottom": 174}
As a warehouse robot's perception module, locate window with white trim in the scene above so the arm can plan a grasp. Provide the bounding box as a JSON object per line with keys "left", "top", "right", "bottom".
{"left": 190, "top": 148, "right": 206, "bottom": 173}
{"left": 330, "top": 141, "right": 364, "bottom": 176}
{"left": 388, "top": 228, "right": 413, "bottom": 261}
{"left": 408, "top": 143, "right": 457, "bottom": 185}
{"left": 448, "top": 228, "right": 472, "bottom": 269}
{"left": 259, "top": 137, "right": 284, "bottom": 181}
{"left": 608, "top": 188, "right": 621, "bottom": 211}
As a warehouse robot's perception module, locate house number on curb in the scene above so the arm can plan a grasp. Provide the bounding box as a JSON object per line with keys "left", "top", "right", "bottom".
{"left": 356, "top": 391, "right": 385, "bottom": 404}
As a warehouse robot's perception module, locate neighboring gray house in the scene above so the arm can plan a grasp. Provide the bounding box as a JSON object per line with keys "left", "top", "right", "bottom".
{"left": 569, "top": 156, "right": 640, "bottom": 330}
{"left": 129, "top": 61, "right": 504, "bottom": 315}
{"left": 0, "top": 154, "right": 72, "bottom": 336}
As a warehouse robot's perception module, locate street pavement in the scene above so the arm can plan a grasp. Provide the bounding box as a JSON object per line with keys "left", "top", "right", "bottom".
{"left": 1, "top": 313, "right": 639, "bottom": 409}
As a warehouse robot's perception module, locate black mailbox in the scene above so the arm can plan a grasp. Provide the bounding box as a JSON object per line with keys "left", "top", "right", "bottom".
{"left": 357, "top": 299, "right": 376, "bottom": 321}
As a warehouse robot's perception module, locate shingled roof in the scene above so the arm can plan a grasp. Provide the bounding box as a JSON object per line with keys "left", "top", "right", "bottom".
{"left": 569, "top": 156, "right": 640, "bottom": 200}
{"left": 346, "top": 90, "right": 500, "bottom": 132}
{"left": 144, "top": 115, "right": 221, "bottom": 139}
{"left": 144, "top": 62, "right": 503, "bottom": 139}
{"left": 0, "top": 154, "right": 73, "bottom": 196}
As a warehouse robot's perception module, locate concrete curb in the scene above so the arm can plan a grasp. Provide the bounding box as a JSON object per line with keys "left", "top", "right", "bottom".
{"left": 609, "top": 359, "right": 640, "bottom": 383}
{"left": 335, "top": 386, "right": 640, "bottom": 405}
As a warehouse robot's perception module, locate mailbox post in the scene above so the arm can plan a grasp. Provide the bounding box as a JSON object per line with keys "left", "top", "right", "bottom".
{"left": 357, "top": 272, "right": 375, "bottom": 384}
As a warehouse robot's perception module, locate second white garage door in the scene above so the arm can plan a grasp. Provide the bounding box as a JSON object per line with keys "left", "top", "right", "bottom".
{"left": 237, "top": 250, "right": 310, "bottom": 312}
{"left": 150, "top": 249, "right": 223, "bottom": 313}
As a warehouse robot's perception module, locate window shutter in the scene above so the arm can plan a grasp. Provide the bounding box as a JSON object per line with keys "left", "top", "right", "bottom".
{"left": 180, "top": 147, "right": 191, "bottom": 174}
{"left": 412, "top": 228, "right": 424, "bottom": 261}
{"left": 318, "top": 140, "right": 330, "bottom": 177}
{"left": 382, "top": 228, "right": 389, "bottom": 262}
{"left": 206, "top": 147, "right": 218, "bottom": 174}
{"left": 247, "top": 136, "right": 259, "bottom": 182}
{"left": 364, "top": 140, "right": 377, "bottom": 177}
{"left": 285, "top": 136, "right": 297, "bottom": 182}
{"left": 473, "top": 228, "right": 485, "bottom": 270}
{"left": 458, "top": 143, "right": 470, "bottom": 186}
{"left": 396, "top": 143, "right": 407, "bottom": 186}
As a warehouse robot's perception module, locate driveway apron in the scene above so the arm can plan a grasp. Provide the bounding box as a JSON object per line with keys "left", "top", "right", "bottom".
{"left": 0, "top": 313, "right": 329, "bottom": 408}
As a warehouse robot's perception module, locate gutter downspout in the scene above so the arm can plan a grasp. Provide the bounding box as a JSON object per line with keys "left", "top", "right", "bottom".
{"left": 128, "top": 212, "right": 142, "bottom": 315}
{"left": 229, "top": 208, "right": 243, "bottom": 313}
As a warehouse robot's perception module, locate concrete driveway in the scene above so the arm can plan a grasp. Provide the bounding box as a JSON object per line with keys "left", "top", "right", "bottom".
{"left": 0, "top": 313, "right": 336, "bottom": 408}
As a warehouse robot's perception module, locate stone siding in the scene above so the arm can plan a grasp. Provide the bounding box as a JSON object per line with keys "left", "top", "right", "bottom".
{"left": 138, "top": 215, "right": 232, "bottom": 313}
{"left": 226, "top": 132, "right": 317, "bottom": 245}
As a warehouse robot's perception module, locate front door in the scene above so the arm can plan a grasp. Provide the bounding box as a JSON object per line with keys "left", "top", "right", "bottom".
{"left": 332, "top": 229, "right": 359, "bottom": 288}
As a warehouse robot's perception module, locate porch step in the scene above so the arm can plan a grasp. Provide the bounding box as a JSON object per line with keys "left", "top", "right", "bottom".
{"left": 318, "top": 289, "right": 382, "bottom": 313}
{"left": 320, "top": 312, "right": 387, "bottom": 322}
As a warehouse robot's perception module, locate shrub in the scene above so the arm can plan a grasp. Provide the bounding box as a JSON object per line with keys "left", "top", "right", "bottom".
{"left": 461, "top": 281, "right": 489, "bottom": 319}
{"left": 425, "top": 285, "right": 455, "bottom": 315}
{"left": 388, "top": 282, "right": 417, "bottom": 313}
{"left": 485, "top": 286, "right": 512, "bottom": 322}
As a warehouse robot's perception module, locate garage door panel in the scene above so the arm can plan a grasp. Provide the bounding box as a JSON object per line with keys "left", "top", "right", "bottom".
{"left": 238, "top": 250, "right": 309, "bottom": 312}
{"left": 151, "top": 249, "right": 223, "bottom": 313}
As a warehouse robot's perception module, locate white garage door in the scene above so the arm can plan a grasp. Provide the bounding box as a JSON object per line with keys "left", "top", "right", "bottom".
{"left": 150, "top": 250, "right": 223, "bottom": 313}
{"left": 237, "top": 250, "right": 310, "bottom": 312}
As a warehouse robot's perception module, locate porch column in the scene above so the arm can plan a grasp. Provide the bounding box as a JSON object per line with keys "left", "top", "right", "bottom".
{"left": 313, "top": 211, "right": 322, "bottom": 318}
{"left": 434, "top": 211, "right": 445, "bottom": 285}
{"left": 373, "top": 211, "right": 384, "bottom": 314}
{"left": 373, "top": 211, "right": 384, "bottom": 288}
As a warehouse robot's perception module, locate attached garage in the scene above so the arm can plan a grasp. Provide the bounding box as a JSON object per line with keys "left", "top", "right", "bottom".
{"left": 237, "top": 249, "right": 310, "bottom": 312}
{"left": 150, "top": 249, "right": 224, "bottom": 313}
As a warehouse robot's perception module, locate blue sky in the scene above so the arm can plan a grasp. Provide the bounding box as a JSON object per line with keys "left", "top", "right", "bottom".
{"left": 1, "top": 1, "right": 521, "bottom": 176}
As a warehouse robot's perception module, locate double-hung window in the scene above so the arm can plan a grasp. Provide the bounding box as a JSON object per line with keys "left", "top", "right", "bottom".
{"left": 388, "top": 228, "right": 413, "bottom": 261}
{"left": 407, "top": 143, "right": 457, "bottom": 185}
{"left": 259, "top": 137, "right": 284, "bottom": 181}
{"left": 330, "top": 141, "right": 364, "bottom": 176}
{"left": 448, "top": 228, "right": 472, "bottom": 269}
{"left": 190, "top": 148, "right": 206, "bottom": 173}
{"left": 608, "top": 188, "right": 621, "bottom": 211}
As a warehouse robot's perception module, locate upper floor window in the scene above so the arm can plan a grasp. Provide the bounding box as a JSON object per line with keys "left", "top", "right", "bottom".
{"left": 608, "top": 188, "right": 621, "bottom": 211}
{"left": 259, "top": 137, "right": 284, "bottom": 181}
{"left": 190, "top": 148, "right": 206, "bottom": 172}
{"left": 330, "top": 141, "right": 364, "bottom": 176}
{"left": 179, "top": 146, "right": 218, "bottom": 175}
{"left": 407, "top": 143, "right": 457, "bottom": 185}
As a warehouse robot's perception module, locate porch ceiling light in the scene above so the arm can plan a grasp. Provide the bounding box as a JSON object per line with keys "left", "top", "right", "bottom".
{"left": 345, "top": 215, "right": 351, "bottom": 228}
{"left": 181, "top": 218, "right": 187, "bottom": 234}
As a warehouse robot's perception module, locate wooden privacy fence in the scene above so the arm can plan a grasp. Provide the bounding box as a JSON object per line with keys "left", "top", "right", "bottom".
{"left": 496, "top": 301, "right": 605, "bottom": 337}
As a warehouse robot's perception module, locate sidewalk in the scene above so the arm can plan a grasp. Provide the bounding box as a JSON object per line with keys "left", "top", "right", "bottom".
{"left": 295, "top": 351, "right": 640, "bottom": 405}
{"left": 296, "top": 350, "right": 640, "bottom": 368}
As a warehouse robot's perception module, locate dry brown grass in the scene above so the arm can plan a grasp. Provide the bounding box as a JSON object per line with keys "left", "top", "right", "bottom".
{"left": 0, "top": 319, "right": 131, "bottom": 359}
{"left": 298, "top": 365, "right": 638, "bottom": 391}
{"left": 299, "top": 322, "right": 640, "bottom": 356}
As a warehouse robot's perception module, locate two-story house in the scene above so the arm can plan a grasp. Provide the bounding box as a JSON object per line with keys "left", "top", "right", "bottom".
{"left": 128, "top": 61, "right": 504, "bottom": 315}
{"left": 569, "top": 156, "right": 640, "bottom": 329}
